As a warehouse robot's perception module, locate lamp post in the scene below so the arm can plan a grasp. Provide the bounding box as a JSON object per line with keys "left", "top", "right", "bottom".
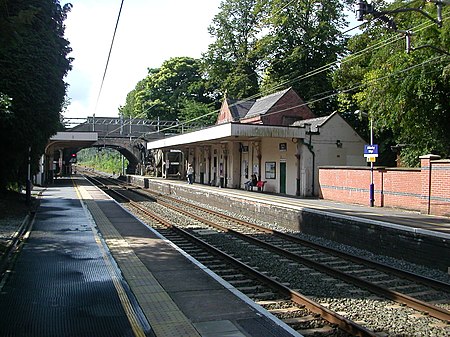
{"left": 356, "top": 110, "right": 375, "bottom": 207}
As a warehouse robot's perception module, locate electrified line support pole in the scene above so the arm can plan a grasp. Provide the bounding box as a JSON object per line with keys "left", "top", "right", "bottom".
{"left": 357, "top": 0, "right": 449, "bottom": 55}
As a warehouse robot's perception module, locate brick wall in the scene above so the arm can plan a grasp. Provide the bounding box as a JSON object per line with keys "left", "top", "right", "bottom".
{"left": 319, "top": 155, "right": 450, "bottom": 216}
{"left": 430, "top": 161, "right": 450, "bottom": 216}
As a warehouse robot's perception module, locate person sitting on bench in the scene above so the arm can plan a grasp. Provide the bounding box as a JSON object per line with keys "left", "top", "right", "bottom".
{"left": 244, "top": 174, "right": 258, "bottom": 190}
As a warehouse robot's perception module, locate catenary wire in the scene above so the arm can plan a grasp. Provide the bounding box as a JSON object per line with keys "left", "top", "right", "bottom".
{"left": 94, "top": 0, "right": 125, "bottom": 113}
{"left": 140, "top": 53, "right": 445, "bottom": 139}
{"left": 137, "top": 17, "right": 448, "bottom": 138}
{"left": 129, "top": 2, "right": 448, "bottom": 140}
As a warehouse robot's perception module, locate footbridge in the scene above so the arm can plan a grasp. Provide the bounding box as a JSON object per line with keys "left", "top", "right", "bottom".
{"left": 66, "top": 116, "right": 179, "bottom": 174}
{"left": 42, "top": 116, "right": 184, "bottom": 184}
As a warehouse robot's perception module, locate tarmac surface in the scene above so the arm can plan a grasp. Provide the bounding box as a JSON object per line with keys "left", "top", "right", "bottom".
{"left": 0, "top": 179, "right": 140, "bottom": 337}
{"left": 0, "top": 177, "right": 300, "bottom": 337}
{"left": 1, "top": 174, "right": 448, "bottom": 337}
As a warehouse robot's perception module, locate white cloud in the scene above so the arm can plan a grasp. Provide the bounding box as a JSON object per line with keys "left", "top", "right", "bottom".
{"left": 64, "top": 0, "right": 221, "bottom": 118}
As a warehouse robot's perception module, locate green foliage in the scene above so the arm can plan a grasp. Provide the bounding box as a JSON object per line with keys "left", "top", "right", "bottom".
{"left": 0, "top": 0, "right": 72, "bottom": 190}
{"left": 119, "top": 79, "right": 147, "bottom": 118}
{"left": 178, "top": 99, "right": 217, "bottom": 127}
{"left": 0, "top": 93, "right": 12, "bottom": 115}
{"left": 260, "top": 0, "right": 350, "bottom": 116}
{"left": 118, "top": 0, "right": 449, "bottom": 170}
{"left": 122, "top": 1, "right": 355, "bottom": 126}
{"left": 77, "top": 148, "right": 128, "bottom": 175}
{"left": 334, "top": 0, "right": 450, "bottom": 166}
{"left": 120, "top": 57, "right": 218, "bottom": 127}
{"left": 203, "top": 0, "right": 262, "bottom": 98}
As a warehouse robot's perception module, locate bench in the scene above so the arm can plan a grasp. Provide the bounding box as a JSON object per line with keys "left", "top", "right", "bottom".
{"left": 244, "top": 180, "right": 267, "bottom": 191}
{"left": 256, "top": 180, "right": 267, "bottom": 191}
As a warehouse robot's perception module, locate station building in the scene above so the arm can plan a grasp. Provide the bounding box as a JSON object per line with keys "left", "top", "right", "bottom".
{"left": 147, "top": 88, "right": 366, "bottom": 197}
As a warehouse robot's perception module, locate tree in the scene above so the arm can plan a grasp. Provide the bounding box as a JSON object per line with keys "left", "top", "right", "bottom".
{"left": 119, "top": 79, "right": 146, "bottom": 118}
{"left": 120, "top": 57, "right": 217, "bottom": 127}
{"left": 260, "top": 0, "right": 351, "bottom": 116}
{"left": 333, "top": 0, "right": 449, "bottom": 166}
{"left": 203, "top": 0, "right": 263, "bottom": 98}
{"left": 178, "top": 99, "right": 217, "bottom": 127}
{"left": 0, "top": 93, "right": 12, "bottom": 115}
{"left": 0, "top": 0, "right": 72, "bottom": 190}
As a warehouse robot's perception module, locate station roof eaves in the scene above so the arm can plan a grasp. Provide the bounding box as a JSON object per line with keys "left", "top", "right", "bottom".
{"left": 146, "top": 122, "right": 306, "bottom": 150}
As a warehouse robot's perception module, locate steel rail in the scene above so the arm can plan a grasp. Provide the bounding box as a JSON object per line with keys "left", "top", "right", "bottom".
{"left": 99, "top": 175, "right": 450, "bottom": 287}
{"left": 128, "top": 199, "right": 377, "bottom": 337}
{"left": 150, "top": 189, "right": 450, "bottom": 294}
{"left": 154, "top": 198, "right": 450, "bottom": 322}
{"left": 85, "top": 175, "right": 376, "bottom": 337}
{"left": 99, "top": 175, "right": 450, "bottom": 321}
{"left": 87, "top": 174, "right": 450, "bottom": 322}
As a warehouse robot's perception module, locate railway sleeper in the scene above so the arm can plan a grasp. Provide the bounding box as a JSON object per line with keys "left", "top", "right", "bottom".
{"left": 282, "top": 314, "right": 318, "bottom": 324}
{"left": 238, "top": 285, "right": 261, "bottom": 292}
{"left": 227, "top": 279, "right": 255, "bottom": 286}
{"left": 269, "top": 306, "right": 309, "bottom": 314}
{"left": 370, "top": 279, "right": 405, "bottom": 286}
{"left": 359, "top": 273, "right": 390, "bottom": 280}
{"left": 219, "top": 272, "right": 247, "bottom": 278}
{"left": 194, "top": 255, "right": 220, "bottom": 261}
{"left": 248, "top": 292, "right": 275, "bottom": 300}
{"left": 296, "top": 325, "right": 336, "bottom": 336}
{"left": 205, "top": 262, "right": 228, "bottom": 269}
{"left": 407, "top": 289, "right": 442, "bottom": 297}
{"left": 183, "top": 248, "right": 204, "bottom": 254}
{"left": 255, "top": 299, "right": 294, "bottom": 308}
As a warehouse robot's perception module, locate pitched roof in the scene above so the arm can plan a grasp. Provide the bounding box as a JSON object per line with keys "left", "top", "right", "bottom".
{"left": 244, "top": 88, "right": 291, "bottom": 119}
{"left": 227, "top": 98, "right": 255, "bottom": 121}
{"left": 291, "top": 112, "right": 336, "bottom": 132}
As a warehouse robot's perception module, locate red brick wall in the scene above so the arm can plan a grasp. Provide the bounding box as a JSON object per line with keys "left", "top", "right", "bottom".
{"left": 420, "top": 156, "right": 450, "bottom": 216}
{"left": 319, "top": 157, "right": 450, "bottom": 216}
{"left": 430, "top": 161, "right": 450, "bottom": 216}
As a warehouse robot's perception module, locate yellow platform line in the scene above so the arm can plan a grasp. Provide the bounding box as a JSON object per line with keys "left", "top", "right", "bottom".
{"left": 73, "top": 178, "right": 201, "bottom": 337}
{"left": 72, "top": 179, "right": 146, "bottom": 337}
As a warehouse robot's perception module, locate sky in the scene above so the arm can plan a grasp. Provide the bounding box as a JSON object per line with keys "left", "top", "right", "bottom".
{"left": 63, "top": 0, "right": 360, "bottom": 120}
{"left": 64, "top": 0, "right": 222, "bottom": 119}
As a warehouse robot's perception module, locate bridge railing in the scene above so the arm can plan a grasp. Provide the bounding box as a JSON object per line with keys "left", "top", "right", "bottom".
{"left": 62, "top": 116, "right": 210, "bottom": 138}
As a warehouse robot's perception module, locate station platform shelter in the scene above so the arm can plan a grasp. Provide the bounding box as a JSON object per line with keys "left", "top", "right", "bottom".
{"left": 146, "top": 88, "right": 366, "bottom": 197}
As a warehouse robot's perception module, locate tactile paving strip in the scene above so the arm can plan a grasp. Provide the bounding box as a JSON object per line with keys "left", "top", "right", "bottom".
{"left": 85, "top": 200, "right": 201, "bottom": 337}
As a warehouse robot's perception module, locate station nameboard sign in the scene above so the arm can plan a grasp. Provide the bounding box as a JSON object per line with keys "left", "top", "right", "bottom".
{"left": 364, "top": 144, "right": 379, "bottom": 158}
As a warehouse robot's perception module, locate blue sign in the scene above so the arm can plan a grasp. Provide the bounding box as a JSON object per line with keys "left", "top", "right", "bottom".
{"left": 364, "top": 144, "right": 378, "bottom": 157}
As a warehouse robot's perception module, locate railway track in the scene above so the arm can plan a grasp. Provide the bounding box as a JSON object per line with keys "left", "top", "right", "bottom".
{"left": 83, "top": 172, "right": 450, "bottom": 336}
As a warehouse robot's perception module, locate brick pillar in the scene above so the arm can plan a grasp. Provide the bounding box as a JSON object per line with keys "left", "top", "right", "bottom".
{"left": 419, "top": 154, "right": 441, "bottom": 214}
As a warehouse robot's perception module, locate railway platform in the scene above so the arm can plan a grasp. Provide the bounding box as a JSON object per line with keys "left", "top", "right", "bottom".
{"left": 0, "top": 176, "right": 299, "bottom": 337}
{"left": 128, "top": 175, "right": 450, "bottom": 273}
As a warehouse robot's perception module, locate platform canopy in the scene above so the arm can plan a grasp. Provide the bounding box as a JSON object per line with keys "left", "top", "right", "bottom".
{"left": 146, "top": 122, "right": 307, "bottom": 150}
